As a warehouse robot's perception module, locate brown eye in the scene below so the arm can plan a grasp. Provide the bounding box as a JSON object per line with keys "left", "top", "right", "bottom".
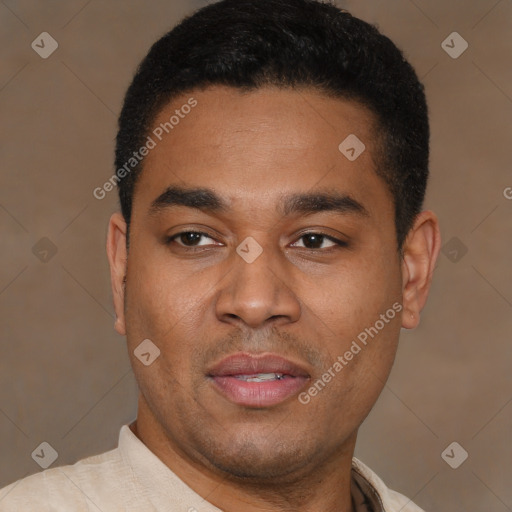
{"left": 167, "top": 231, "right": 217, "bottom": 247}
{"left": 292, "top": 233, "right": 346, "bottom": 250}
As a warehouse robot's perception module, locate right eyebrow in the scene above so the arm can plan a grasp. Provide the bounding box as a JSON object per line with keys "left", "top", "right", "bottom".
{"left": 147, "top": 186, "right": 229, "bottom": 217}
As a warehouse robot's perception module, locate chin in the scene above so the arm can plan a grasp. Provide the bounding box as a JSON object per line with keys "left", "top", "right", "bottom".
{"left": 196, "top": 431, "right": 314, "bottom": 482}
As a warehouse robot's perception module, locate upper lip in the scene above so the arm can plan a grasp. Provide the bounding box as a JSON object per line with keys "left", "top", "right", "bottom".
{"left": 207, "top": 353, "right": 310, "bottom": 378}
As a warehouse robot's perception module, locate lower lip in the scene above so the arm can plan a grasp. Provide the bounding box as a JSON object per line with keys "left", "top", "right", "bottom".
{"left": 210, "top": 376, "right": 308, "bottom": 408}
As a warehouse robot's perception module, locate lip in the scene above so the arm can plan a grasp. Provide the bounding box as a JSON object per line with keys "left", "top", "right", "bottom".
{"left": 207, "top": 353, "right": 310, "bottom": 408}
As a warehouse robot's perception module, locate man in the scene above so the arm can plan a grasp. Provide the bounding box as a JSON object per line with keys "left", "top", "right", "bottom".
{"left": 0, "top": 0, "right": 440, "bottom": 510}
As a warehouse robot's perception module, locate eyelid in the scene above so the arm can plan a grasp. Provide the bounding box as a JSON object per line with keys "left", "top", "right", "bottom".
{"left": 166, "top": 230, "right": 221, "bottom": 247}
{"left": 290, "top": 231, "right": 348, "bottom": 248}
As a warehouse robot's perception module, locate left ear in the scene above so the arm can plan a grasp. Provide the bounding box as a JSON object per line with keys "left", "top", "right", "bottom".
{"left": 400, "top": 210, "right": 441, "bottom": 329}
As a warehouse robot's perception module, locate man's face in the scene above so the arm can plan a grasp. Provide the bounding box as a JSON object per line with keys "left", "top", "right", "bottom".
{"left": 117, "top": 86, "right": 405, "bottom": 480}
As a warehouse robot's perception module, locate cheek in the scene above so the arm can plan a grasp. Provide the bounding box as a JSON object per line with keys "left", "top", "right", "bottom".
{"left": 301, "top": 250, "right": 402, "bottom": 394}
{"left": 123, "top": 263, "right": 199, "bottom": 380}
{"left": 306, "top": 256, "right": 399, "bottom": 332}
{"left": 124, "top": 267, "right": 199, "bottom": 404}
{"left": 126, "top": 246, "right": 195, "bottom": 327}
{"left": 313, "top": 316, "right": 400, "bottom": 421}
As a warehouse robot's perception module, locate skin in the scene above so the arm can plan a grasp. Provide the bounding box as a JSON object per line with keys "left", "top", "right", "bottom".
{"left": 106, "top": 85, "right": 441, "bottom": 512}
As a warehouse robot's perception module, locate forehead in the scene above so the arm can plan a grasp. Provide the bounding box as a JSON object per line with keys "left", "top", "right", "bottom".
{"left": 132, "top": 85, "right": 390, "bottom": 219}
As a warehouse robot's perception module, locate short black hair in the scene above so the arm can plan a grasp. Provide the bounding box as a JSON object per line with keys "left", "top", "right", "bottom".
{"left": 115, "top": 0, "right": 429, "bottom": 251}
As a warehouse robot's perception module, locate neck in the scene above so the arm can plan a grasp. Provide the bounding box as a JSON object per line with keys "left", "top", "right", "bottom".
{"left": 132, "top": 397, "right": 356, "bottom": 512}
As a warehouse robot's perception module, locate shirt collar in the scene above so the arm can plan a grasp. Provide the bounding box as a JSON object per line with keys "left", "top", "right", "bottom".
{"left": 351, "top": 462, "right": 385, "bottom": 511}
{"left": 119, "top": 423, "right": 386, "bottom": 511}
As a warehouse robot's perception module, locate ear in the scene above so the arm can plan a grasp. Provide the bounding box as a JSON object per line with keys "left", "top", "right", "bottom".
{"left": 107, "top": 212, "right": 128, "bottom": 336}
{"left": 401, "top": 210, "right": 441, "bottom": 329}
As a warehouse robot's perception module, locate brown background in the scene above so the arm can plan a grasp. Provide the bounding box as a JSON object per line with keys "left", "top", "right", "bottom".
{"left": 1, "top": 1, "right": 511, "bottom": 510}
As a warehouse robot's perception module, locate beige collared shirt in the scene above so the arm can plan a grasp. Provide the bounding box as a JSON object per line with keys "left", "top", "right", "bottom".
{"left": 0, "top": 425, "right": 425, "bottom": 511}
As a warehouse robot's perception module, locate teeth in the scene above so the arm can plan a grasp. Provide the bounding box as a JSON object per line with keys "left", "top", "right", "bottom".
{"left": 235, "top": 373, "right": 285, "bottom": 382}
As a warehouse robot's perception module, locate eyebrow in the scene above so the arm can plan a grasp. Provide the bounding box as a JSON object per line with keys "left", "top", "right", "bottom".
{"left": 148, "top": 186, "right": 227, "bottom": 216}
{"left": 148, "top": 185, "right": 369, "bottom": 218}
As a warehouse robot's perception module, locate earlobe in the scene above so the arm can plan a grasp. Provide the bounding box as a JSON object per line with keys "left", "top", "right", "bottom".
{"left": 400, "top": 210, "right": 441, "bottom": 330}
{"left": 106, "top": 212, "right": 128, "bottom": 336}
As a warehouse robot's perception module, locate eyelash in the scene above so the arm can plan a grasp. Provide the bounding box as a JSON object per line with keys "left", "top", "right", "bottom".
{"left": 165, "top": 231, "right": 348, "bottom": 251}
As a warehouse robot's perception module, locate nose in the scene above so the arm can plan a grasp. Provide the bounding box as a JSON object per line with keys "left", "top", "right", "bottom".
{"left": 215, "top": 241, "right": 301, "bottom": 329}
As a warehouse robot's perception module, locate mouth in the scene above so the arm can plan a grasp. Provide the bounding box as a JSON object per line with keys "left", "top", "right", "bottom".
{"left": 207, "top": 353, "right": 310, "bottom": 408}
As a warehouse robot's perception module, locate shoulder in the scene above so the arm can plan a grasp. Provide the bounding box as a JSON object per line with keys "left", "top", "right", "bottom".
{"left": 352, "top": 457, "right": 426, "bottom": 512}
{"left": 0, "top": 447, "right": 124, "bottom": 511}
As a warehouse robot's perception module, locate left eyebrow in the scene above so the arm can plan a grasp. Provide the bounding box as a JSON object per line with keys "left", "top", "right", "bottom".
{"left": 279, "top": 191, "right": 370, "bottom": 218}
{"left": 147, "top": 185, "right": 369, "bottom": 219}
